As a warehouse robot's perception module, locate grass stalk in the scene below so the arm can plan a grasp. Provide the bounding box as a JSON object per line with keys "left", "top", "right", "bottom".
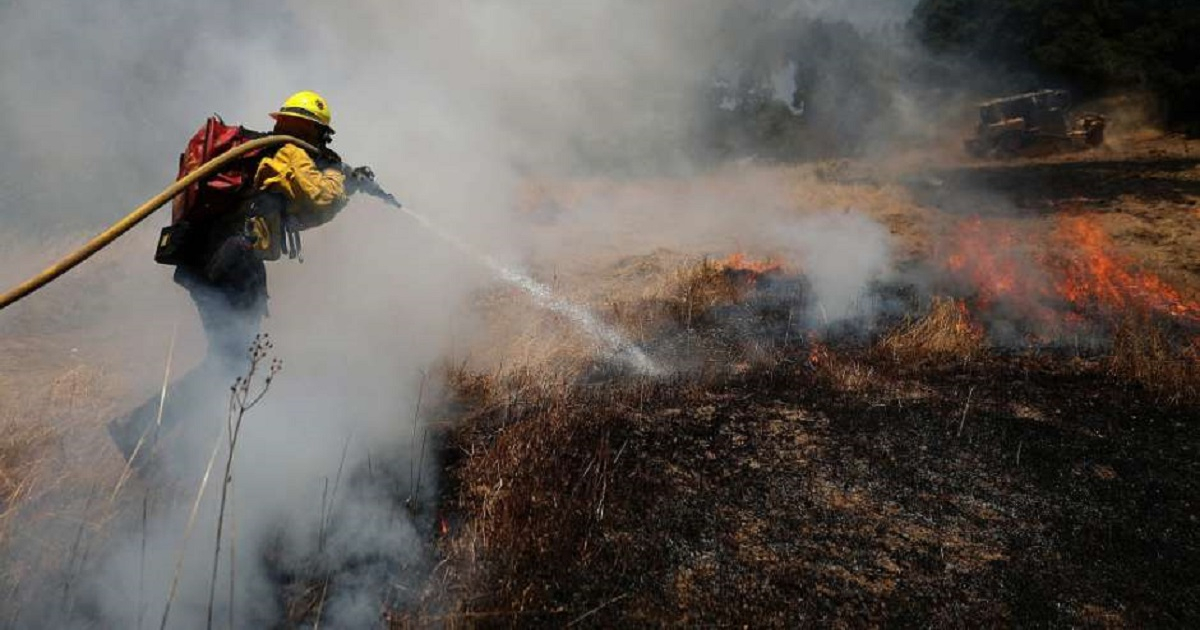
{"left": 207, "top": 336, "right": 279, "bottom": 630}
{"left": 228, "top": 485, "right": 236, "bottom": 630}
{"left": 318, "top": 477, "right": 329, "bottom": 554}
{"left": 159, "top": 411, "right": 227, "bottom": 630}
{"left": 957, "top": 386, "right": 976, "bottom": 438}
{"left": 312, "top": 577, "right": 331, "bottom": 629}
{"left": 62, "top": 481, "right": 98, "bottom": 617}
{"left": 111, "top": 322, "right": 178, "bottom": 503}
{"left": 138, "top": 492, "right": 148, "bottom": 630}
{"left": 408, "top": 371, "right": 428, "bottom": 508}
{"left": 319, "top": 431, "right": 354, "bottom": 552}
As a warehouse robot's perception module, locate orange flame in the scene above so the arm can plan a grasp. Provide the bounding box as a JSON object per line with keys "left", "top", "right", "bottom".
{"left": 945, "top": 218, "right": 1022, "bottom": 303}
{"left": 1053, "top": 216, "right": 1200, "bottom": 323}
{"left": 942, "top": 215, "right": 1200, "bottom": 331}
{"left": 942, "top": 218, "right": 1058, "bottom": 325}
{"left": 953, "top": 298, "right": 985, "bottom": 338}
{"left": 808, "top": 340, "right": 828, "bottom": 366}
{"left": 718, "top": 253, "right": 783, "bottom": 275}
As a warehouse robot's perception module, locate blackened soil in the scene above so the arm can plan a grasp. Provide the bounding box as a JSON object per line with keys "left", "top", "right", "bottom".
{"left": 435, "top": 352, "right": 1199, "bottom": 627}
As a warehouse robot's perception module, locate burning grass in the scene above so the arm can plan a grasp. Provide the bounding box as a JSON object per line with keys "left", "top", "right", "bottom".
{"left": 1053, "top": 215, "right": 1200, "bottom": 323}
{"left": 4, "top": 143, "right": 1199, "bottom": 625}
{"left": 940, "top": 212, "right": 1200, "bottom": 339}
{"left": 417, "top": 228, "right": 1200, "bottom": 624}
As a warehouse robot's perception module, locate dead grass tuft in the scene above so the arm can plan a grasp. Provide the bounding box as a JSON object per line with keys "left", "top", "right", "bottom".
{"left": 877, "top": 296, "right": 986, "bottom": 365}
{"left": 604, "top": 257, "right": 764, "bottom": 336}
{"left": 808, "top": 341, "right": 876, "bottom": 393}
{"left": 427, "top": 357, "right": 738, "bottom": 625}
{"left": 1110, "top": 310, "right": 1200, "bottom": 403}
{"left": 660, "top": 258, "right": 759, "bottom": 329}
{"left": 607, "top": 256, "right": 780, "bottom": 340}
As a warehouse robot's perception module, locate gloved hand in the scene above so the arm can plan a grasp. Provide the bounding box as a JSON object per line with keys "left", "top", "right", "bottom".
{"left": 344, "top": 165, "right": 375, "bottom": 196}
{"left": 342, "top": 165, "right": 402, "bottom": 207}
{"left": 349, "top": 165, "right": 375, "bottom": 182}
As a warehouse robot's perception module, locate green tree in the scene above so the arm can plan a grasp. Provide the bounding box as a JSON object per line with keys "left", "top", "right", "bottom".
{"left": 912, "top": 0, "right": 1200, "bottom": 127}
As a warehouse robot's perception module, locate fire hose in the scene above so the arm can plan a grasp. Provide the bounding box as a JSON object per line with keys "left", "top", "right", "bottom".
{"left": 0, "top": 135, "right": 319, "bottom": 311}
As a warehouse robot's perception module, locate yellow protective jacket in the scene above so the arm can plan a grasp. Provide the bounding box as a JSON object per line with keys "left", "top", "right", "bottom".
{"left": 253, "top": 143, "right": 348, "bottom": 229}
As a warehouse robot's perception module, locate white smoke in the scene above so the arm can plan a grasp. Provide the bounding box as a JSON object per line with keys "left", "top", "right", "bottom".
{"left": 779, "top": 211, "right": 895, "bottom": 327}
{"left": 0, "top": 1, "right": 928, "bottom": 627}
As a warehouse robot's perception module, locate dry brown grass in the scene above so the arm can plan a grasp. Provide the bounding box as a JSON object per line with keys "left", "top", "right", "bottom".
{"left": 600, "top": 254, "right": 789, "bottom": 353}
{"left": 423, "top": 365, "right": 670, "bottom": 624}
{"left": 1110, "top": 310, "right": 1200, "bottom": 404}
{"left": 877, "top": 296, "right": 987, "bottom": 365}
{"left": 410, "top": 240, "right": 1200, "bottom": 625}
{"left": 0, "top": 420, "right": 56, "bottom": 538}
{"left": 420, "top": 303, "right": 1200, "bottom": 626}
{"left": 652, "top": 258, "right": 763, "bottom": 330}
{"left": 0, "top": 334, "right": 130, "bottom": 618}
{"left": 462, "top": 254, "right": 788, "bottom": 390}
{"left": 807, "top": 341, "right": 877, "bottom": 393}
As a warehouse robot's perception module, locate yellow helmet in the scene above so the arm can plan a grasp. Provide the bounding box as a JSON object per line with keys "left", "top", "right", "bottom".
{"left": 269, "top": 90, "right": 333, "bottom": 129}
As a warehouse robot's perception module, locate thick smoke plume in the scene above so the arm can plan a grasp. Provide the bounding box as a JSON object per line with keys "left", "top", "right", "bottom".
{"left": 0, "top": 1, "right": 936, "bottom": 627}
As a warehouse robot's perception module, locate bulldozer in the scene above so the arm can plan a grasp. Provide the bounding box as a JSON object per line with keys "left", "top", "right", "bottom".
{"left": 964, "top": 89, "right": 1106, "bottom": 159}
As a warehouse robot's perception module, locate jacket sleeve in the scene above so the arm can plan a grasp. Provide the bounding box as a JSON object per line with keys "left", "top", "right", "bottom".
{"left": 254, "top": 144, "right": 348, "bottom": 229}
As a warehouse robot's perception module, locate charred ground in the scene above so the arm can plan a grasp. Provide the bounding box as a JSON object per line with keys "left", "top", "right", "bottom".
{"left": 403, "top": 136, "right": 1200, "bottom": 627}
{"left": 423, "top": 349, "right": 1197, "bottom": 626}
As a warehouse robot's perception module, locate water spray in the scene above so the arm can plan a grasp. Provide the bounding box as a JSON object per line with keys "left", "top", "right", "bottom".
{"left": 354, "top": 180, "right": 662, "bottom": 376}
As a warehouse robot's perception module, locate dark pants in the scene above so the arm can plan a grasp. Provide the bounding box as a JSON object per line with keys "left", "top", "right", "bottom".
{"left": 176, "top": 236, "right": 269, "bottom": 369}
{"left": 108, "top": 232, "right": 268, "bottom": 466}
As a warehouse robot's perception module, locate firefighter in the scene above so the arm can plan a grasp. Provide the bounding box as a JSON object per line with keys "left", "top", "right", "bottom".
{"left": 108, "top": 90, "right": 370, "bottom": 464}
{"left": 176, "top": 90, "right": 351, "bottom": 365}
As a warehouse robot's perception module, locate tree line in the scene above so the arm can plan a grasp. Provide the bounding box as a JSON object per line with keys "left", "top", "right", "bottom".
{"left": 911, "top": 0, "right": 1200, "bottom": 130}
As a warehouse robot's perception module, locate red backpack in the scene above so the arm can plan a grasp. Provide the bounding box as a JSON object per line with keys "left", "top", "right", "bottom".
{"left": 170, "top": 115, "right": 266, "bottom": 224}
